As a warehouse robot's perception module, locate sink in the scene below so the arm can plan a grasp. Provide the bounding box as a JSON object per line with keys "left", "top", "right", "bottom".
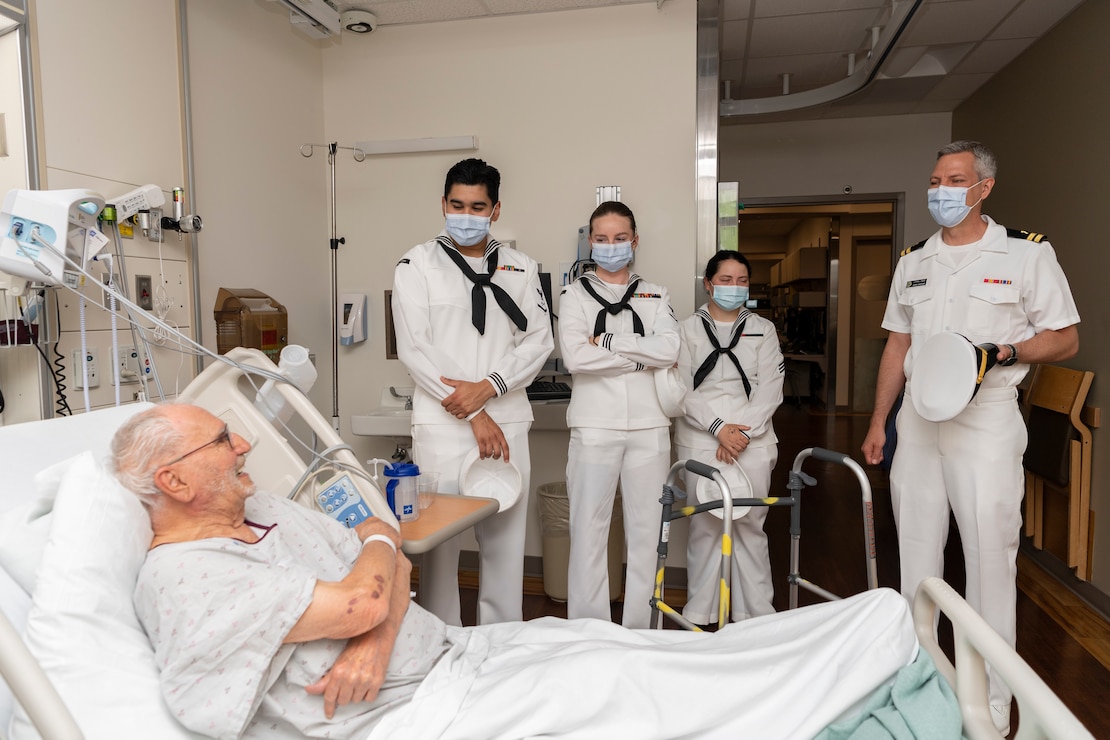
{"left": 353, "top": 387, "right": 414, "bottom": 437}
{"left": 352, "top": 407, "right": 413, "bottom": 437}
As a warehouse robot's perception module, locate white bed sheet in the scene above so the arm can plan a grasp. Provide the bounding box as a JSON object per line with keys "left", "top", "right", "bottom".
{"left": 373, "top": 590, "right": 915, "bottom": 740}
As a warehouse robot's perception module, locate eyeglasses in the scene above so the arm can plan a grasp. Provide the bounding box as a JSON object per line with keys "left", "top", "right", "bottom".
{"left": 160, "top": 424, "right": 232, "bottom": 467}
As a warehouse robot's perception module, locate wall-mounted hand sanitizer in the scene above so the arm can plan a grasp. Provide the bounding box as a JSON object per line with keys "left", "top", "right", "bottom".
{"left": 339, "top": 293, "right": 367, "bottom": 345}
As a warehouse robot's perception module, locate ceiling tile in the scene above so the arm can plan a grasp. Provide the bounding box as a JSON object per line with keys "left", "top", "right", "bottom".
{"left": 720, "top": 18, "right": 749, "bottom": 59}
{"left": 953, "top": 37, "right": 1031, "bottom": 75}
{"left": 901, "top": 0, "right": 1021, "bottom": 47}
{"left": 751, "top": 0, "right": 888, "bottom": 20}
{"left": 993, "top": 0, "right": 1085, "bottom": 39}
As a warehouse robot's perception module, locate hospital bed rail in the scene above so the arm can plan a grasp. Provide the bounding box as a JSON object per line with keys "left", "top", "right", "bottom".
{"left": 650, "top": 447, "right": 878, "bottom": 631}
{"left": 0, "top": 608, "right": 82, "bottom": 739}
{"left": 915, "top": 576, "right": 1094, "bottom": 740}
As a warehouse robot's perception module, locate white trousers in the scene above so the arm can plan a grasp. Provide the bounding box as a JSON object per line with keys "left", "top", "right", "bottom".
{"left": 676, "top": 444, "right": 777, "bottom": 624}
{"left": 412, "top": 421, "right": 531, "bottom": 626}
{"left": 566, "top": 426, "right": 670, "bottom": 629}
{"left": 891, "top": 385, "right": 1025, "bottom": 708}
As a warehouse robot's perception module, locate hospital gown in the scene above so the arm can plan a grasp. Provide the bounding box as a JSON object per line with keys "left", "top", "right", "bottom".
{"left": 134, "top": 493, "right": 918, "bottom": 740}
{"left": 134, "top": 494, "right": 448, "bottom": 739}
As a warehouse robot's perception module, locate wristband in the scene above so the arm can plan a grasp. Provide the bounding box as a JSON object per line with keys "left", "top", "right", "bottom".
{"left": 361, "top": 533, "right": 397, "bottom": 554}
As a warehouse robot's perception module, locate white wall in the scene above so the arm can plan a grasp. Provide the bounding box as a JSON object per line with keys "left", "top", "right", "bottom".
{"left": 319, "top": 2, "right": 698, "bottom": 558}
{"left": 187, "top": 0, "right": 330, "bottom": 413}
{"left": 721, "top": 114, "right": 952, "bottom": 246}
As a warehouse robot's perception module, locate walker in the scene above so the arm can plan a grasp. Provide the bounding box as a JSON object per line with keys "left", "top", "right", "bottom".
{"left": 650, "top": 447, "right": 879, "bottom": 631}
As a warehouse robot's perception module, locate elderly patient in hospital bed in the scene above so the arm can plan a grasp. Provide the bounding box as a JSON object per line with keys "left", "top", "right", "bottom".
{"left": 94, "top": 402, "right": 921, "bottom": 740}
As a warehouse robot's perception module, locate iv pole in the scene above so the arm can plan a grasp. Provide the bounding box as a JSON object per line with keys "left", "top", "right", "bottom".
{"left": 300, "top": 142, "right": 365, "bottom": 431}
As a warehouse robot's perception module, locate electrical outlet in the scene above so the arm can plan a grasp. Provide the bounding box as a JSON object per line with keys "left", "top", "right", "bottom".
{"left": 72, "top": 348, "right": 100, "bottom": 389}
{"left": 136, "top": 275, "right": 153, "bottom": 311}
{"left": 113, "top": 345, "right": 142, "bottom": 385}
{"left": 148, "top": 206, "right": 162, "bottom": 242}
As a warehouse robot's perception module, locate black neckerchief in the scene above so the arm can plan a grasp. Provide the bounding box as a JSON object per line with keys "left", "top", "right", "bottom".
{"left": 437, "top": 238, "right": 527, "bottom": 335}
{"left": 580, "top": 276, "right": 644, "bottom": 337}
{"left": 693, "top": 308, "right": 751, "bottom": 396}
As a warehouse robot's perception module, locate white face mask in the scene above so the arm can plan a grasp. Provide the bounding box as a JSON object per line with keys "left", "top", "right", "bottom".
{"left": 711, "top": 284, "right": 749, "bottom": 312}
{"left": 927, "top": 180, "right": 984, "bottom": 228}
{"left": 591, "top": 241, "right": 634, "bottom": 272}
{"left": 445, "top": 213, "right": 491, "bottom": 247}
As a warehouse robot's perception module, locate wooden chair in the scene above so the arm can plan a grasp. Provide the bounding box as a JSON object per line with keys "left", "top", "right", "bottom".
{"left": 1022, "top": 365, "right": 1095, "bottom": 580}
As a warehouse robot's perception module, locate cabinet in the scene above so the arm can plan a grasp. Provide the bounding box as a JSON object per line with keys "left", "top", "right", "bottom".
{"left": 770, "top": 247, "right": 828, "bottom": 404}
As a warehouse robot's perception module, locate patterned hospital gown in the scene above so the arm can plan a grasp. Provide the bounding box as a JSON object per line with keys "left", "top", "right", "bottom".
{"left": 134, "top": 493, "right": 448, "bottom": 740}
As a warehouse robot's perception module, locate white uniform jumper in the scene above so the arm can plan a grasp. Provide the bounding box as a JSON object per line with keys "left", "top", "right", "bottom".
{"left": 675, "top": 305, "right": 784, "bottom": 623}
{"left": 558, "top": 271, "right": 680, "bottom": 628}
{"left": 392, "top": 235, "right": 554, "bottom": 626}
{"left": 882, "top": 216, "right": 1079, "bottom": 709}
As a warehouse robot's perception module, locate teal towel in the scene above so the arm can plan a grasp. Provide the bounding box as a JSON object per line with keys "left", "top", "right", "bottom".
{"left": 816, "top": 650, "right": 964, "bottom": 740}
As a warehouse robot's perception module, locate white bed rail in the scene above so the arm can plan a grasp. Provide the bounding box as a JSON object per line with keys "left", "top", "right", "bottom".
{"left": 914, "top": 576, "right": 1092, "bottom": 739}
{"left": 177, "top": 347, "right": 395, "bottom": 527}
{"left": 0, "top": 609, "right": 82, "bottom": 739}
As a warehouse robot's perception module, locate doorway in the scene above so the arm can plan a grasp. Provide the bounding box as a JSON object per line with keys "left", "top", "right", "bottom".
{"left": 733, "top": 197, "right": 901, "bottom": 412}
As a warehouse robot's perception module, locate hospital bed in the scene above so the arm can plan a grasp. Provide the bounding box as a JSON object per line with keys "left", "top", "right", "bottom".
{"left": 0, "top": 360, "right": 1093, "bottom": 739}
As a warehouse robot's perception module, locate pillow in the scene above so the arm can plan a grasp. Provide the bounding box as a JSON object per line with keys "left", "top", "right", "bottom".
{"left": 8, "top": 452, "right": 204, "bottom": 740}
{"left": 0, "top": 455, "right": 75, "bottom": 593}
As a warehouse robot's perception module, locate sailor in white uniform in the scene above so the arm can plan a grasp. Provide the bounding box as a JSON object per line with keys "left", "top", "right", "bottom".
{"left": 862, "top": 141, "right": 1080, "bottom": 735}
{"left": 558, "top": 201, "right": 680, "bottom": 629}
{"left": 392, "top": 159, "right": 554, "bottom": 626}
{"left": 675, "top": 250, "right": 784, "bottom": 624}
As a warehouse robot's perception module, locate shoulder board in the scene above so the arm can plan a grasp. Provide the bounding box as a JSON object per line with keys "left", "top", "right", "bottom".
{"left": 899, "top": 239, "right": 927, "bottom": 257}
{"left": 397, "top": 258, "right": 410, "bottom": 266}
{"left": 1006, "top": 228, "right": 1047, "bottom": 243}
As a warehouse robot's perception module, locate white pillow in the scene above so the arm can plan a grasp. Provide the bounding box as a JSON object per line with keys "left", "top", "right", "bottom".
{"left": 0, "top": 458, "right": 68, "bottom": 593}
{"left": 9, "top": 452, "right": 204, "bottom": 740}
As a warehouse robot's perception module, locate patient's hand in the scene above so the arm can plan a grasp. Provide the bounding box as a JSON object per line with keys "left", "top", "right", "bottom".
{"left": 305, "top": 627, "right": 392, "bottom": 718}
{"left": 354, "top": 518, "right": 402, "bottom": 549}
{"left": 305, "top": 553, "right": 413, "bottom": 718}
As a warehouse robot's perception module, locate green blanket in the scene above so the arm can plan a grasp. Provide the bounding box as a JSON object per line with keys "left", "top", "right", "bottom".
{"left": 815, "top": 649, "right": 964, "bottom": 740}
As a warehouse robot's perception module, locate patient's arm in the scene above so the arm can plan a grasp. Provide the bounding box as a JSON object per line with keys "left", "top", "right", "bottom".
{"left": 305, "top": 552, "right": 414, "bottom": 718}
{"left": 284, "top": 519, "right": 402, "bottom": 643}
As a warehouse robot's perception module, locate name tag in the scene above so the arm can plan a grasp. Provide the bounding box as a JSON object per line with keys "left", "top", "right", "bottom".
{"left": 906, "top": 279, "right": 927, "bottom": 288}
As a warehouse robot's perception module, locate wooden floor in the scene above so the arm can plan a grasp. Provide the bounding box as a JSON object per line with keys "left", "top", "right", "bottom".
{"left": 455, "top": 403, "right": 1110, "bottom": 738}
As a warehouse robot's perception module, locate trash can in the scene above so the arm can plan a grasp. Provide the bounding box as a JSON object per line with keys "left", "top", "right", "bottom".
{"left": 537, "top": 482, "right": 624, "bottom": 603}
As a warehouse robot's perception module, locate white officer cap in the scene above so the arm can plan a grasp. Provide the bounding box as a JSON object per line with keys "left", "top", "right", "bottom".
{"left": 910, "top": 332, "right": 997, "bottom": 422}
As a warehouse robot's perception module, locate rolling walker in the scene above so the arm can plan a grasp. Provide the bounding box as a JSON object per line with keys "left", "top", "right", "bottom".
{"left": 650, "top": 447, "right": 879, "bottom": 631}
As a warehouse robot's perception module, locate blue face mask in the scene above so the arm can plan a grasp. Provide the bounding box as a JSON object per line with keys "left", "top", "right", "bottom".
{"left": 445, "top": 213, "right": 491, "bottom": 247}
{"left": 591, "top": 242, "right": 634, "bottom": 272}
{"left": 711, "top": 284, "right": 749, "bottom": 312}
{"left": 927, "top": 181, "right": 984, "bottom": 228}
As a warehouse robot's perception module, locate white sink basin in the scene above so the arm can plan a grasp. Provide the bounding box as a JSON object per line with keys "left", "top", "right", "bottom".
{"left": 351, "top": 407, "right": 413, "bottom": 437}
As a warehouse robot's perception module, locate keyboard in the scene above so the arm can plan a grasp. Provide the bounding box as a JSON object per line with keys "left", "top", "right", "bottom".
{"left": 526, "top": 380, "right": 572, "bottom": 401}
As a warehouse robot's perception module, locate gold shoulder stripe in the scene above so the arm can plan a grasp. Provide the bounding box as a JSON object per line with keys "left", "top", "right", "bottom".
{"left": 900, "top": 239, "right": 927, "bottom": 257}
{"left": 1006, "top": 227, "right": 1047, "bottom": 243}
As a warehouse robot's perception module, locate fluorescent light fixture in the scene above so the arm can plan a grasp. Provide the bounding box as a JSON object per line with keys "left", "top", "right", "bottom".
{"left": 354, "top": 136, "right": 479, "bottom": 156}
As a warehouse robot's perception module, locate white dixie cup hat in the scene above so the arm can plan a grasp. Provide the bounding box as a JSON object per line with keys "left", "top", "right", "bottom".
{"left": 458, "top": 446, "right": 523, "bottom": 512}
{"left": 695, "top": 462, "right": 753, "bottom": 520}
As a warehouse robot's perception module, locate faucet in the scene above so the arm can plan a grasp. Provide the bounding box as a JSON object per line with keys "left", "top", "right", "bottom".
{"left": 389, "top": 386, "right": 413, "bottom": 411}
